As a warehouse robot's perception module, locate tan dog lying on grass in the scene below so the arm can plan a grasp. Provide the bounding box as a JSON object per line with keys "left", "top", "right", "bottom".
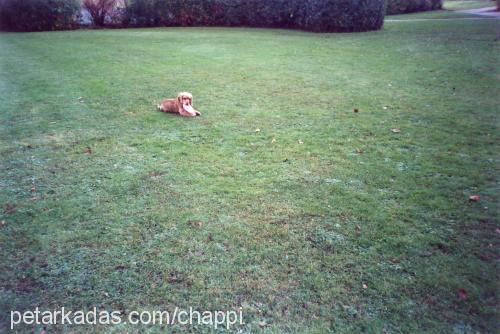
{"left": 157, "top": 92, "right": 201, "bottom": 117}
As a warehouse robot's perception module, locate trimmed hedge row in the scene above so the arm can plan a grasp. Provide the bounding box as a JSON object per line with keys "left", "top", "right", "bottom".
{"left": 386, "top": 0, "right": 442, "bottom": 15}
{"left": 125, "top": 0, "right": 386, "bottom": 32}
{"left": 0, "top": 0, "right": 386, "bottom": 32}
{"left": 0, "top": 0, "right": 80, "bottom": 31}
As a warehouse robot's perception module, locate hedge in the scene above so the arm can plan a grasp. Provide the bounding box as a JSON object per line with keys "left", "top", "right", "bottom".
{"left": 0, "top": 0, "right": 386, "bottom": 32}
{"left": 0, "top": 0, "right": 80, "bottom": 31}
{"left": 125, "top": 0, "right": 386, "bottom": 32}
{"left": 386, "top": 0, "right": 442, "bottom": 15}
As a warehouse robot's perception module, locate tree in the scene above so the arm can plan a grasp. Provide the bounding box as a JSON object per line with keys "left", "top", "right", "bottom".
{"left": 82, "top": 0, "right": 118, "bottom": 26}
{"left": 0, "top": 0, "right": 79, "bottom": 31}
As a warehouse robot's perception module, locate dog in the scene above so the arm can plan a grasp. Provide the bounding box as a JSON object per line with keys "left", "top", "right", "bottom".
{"left": 157, "top": 92, "right": 201, "bottom": 117}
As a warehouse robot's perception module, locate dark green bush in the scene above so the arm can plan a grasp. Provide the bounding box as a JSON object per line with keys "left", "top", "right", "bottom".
{"left": 0, "top": 0, "right": 80, "bottom": 31}
{"left": 125, "top": 0, "right": 385, "bottom": 32}
{"left": 300, "top": 0, "right": 385, "bottom": 32}
{"left": 386, "top": 0, "right": 442, "bottom": 15}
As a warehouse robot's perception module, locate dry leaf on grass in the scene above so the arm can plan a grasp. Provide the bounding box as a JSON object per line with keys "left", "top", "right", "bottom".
{"left": 469, "top": 195, "right": 480, "bottom": 202}
{"left": 457, "top": 289, "right": 467, "bottom": 301}
{"left": 3, "top": 203, "right": 16, "bottom": 215}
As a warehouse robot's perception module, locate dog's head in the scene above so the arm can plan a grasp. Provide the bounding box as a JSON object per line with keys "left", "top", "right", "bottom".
{"left": 177, "top": 92, "right": 193, "bottom": 106}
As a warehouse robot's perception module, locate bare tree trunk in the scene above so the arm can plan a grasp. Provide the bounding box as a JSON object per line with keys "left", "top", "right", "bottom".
{"left": 82, "top": 0, "right": 117, "bottom": 27}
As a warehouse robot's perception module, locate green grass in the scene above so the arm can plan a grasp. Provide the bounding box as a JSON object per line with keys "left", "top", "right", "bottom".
{"left": 444, "top": 0, "right": 496, "bottom": 10}
{"left": 1, "top": 18, "right": 499, "bottom": 333}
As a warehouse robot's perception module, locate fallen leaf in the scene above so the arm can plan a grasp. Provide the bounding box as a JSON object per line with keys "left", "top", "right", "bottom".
{"left": 255, "top": 128, "right": 260, "bottom": 133}
{"left": 355, "top": 148, "right": 364, "bottom": 154}
{"left": 148, "top": 171, "right": 166, "bottom": 178}
{"left": 271, "top": 138, "right": 276, "bottom": 143}
{"left": 391, "top": 128, "right": 401, "bottom": 133}
{"left": 419, "top": 251, "right": 434, "bottom": 257}
{"left": 457, "top": 289, "right": 467, "bottom": 301}
{"left": 84, "top": 147, "right": 92, "bottom": 155}
{"left": 188, "top": 220, "right": 203, "bottom": 228}
{"left": 353, "top": 108, "right": 359, "bottom": 113}
{"left": 383, "top": 106, "right": 388, "bottom": 110}
{"left": 168, "top": 275, "right": 181, "bottom": 283}
{"left": 1, "top": 220, "right": 6, "bottom": 226}
{"left": 259, "top": 320, "right": 267, "bottom": 327}
{"left": 298, "top": 140, "right": 304, "bottom": 144}
{"left": 4, "top": 203, "right": 16, "bottom": 215}
{"left": 469, "top": 195, "right": 480, "bottom": 202}
{"left": 362, "top": 283, "right": 368, "bottom": 289}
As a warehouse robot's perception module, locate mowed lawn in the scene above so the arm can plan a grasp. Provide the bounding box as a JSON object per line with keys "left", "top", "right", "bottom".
{"left": 444, "top": 0, "right": 496, "bottom": 10}
{"left": 0, "top": 16, "right": 499, "bottom": 333}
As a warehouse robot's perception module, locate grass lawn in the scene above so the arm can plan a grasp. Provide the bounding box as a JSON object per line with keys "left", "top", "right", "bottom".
{"left": 1, "top": 15, "right": 499, "bottom": 333}
{"left": 444, "top": 0, "right": 497, "bottom": 10}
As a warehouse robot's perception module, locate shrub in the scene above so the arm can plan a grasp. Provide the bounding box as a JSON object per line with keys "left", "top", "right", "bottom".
{"left": 386, "top": 0, "right": 443, "bottom": 15}
{"left": 300, "top": 0, "right": 385, "bottom": 32}
{"left": 0, "top": 0, "right": 80, "bottom": 31}
{"left": 125, "top": 0, "right": 385, "bottom": 32}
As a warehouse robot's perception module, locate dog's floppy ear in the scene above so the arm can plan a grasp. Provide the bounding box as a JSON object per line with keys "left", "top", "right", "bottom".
{"left": 177, "top": 93, "right": 183, "bottom": 105}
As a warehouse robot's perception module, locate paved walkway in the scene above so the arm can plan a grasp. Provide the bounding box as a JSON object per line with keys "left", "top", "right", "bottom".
{"left": 385, "top": 7, "right": 499, "bottom": 22}
{"left": 385, "top": 17, "right": 497, "bottom": 22}
{"left": 456, "top": 6, "right": 500, "bottom": 18}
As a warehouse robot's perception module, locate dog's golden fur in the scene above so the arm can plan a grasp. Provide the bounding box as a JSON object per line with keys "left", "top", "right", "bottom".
{"left": 157, "top": 92, "right": 200, "bottom": 117}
